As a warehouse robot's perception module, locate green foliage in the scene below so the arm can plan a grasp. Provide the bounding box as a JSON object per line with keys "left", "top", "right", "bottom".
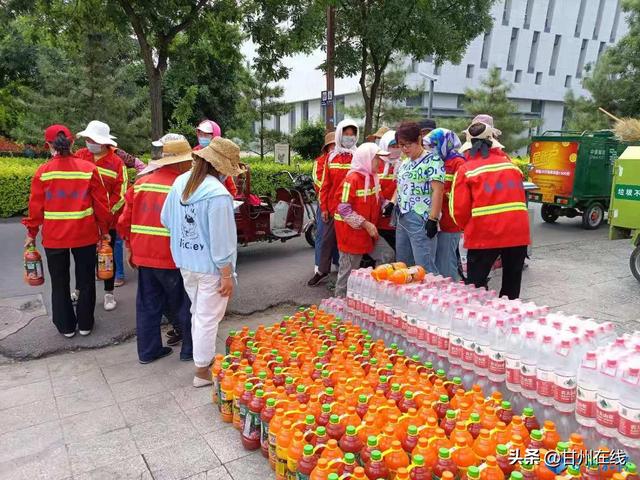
{"left": 290, "top": 121, "right": 325, "bottom": 160}
{"left": 462, "top": 67, "right": 532, "bottom": 153}
{"left": 434, "top": 117, "right": 471, "bottom": 138}
{"left": 562, "top": 91, "right": 610, "bottom": 132}
{"left": 243, "top": 159, "right": 313, "bottom": 197}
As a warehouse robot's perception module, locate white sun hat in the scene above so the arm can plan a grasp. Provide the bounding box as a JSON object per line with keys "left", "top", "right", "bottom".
{"left": 151, "top": 133, "right": 186, "bottom": 148}
{"left": 76, "top": 120, "right": 117, "bottom": 146}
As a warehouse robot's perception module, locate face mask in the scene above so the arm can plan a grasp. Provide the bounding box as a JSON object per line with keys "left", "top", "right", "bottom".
{"left": 198, "top": 137, "right": 211, "bottom": 147}
{"left": 86, "top": 143, "right": 103, "bottom": 154}
{"left": 341, "top": 135, "right": 357, "bottom": 149}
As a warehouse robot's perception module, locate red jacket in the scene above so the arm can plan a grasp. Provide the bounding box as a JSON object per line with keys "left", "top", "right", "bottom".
{"left": 377, "top": 161, "right": 397, "bottom": 231}
{"left": 320, "top": 151, "right": 353, "bottom": 215}
{"left": 335, "top": 172, "right": 381, "bottom": 255}
{"left": 23, "top": 154, "right": 112, "bottom": 248}
{"left": 117, "top": 167, "right": 180, "bottom": 269}
{"left": 76, "top": 147, "right": 127, "bottom": 225}
{"left": 450, "top": 149, "right": 530, "bottom": 249}
{"left": 440, "top": 156, "right": 467, "bottom": 233}
{"left": 193, "top": 144, "right": 238, "bottom": 196}
{"left": 312, "top": 152, "right": 329, "bottom": 194}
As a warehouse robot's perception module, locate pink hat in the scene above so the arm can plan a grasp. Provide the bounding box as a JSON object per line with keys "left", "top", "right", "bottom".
{"left": 197, "top": 120, "right": 222, "bottom": 138}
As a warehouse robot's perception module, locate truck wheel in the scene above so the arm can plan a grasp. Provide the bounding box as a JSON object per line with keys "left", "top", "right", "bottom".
{"left": 541, "top": 204, "right": 559, "bottom": 223}
{"left": 631, "top": 246, "right": 640, "bottom": 283}
{"left": 304, "top": 221, "right": 317, "bottom": 247}
{"left": 581, "top": 202, "right": 605, "bottom": 230}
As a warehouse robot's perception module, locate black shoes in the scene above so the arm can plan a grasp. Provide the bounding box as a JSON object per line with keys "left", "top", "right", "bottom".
{"left": 139, "top": 346, "right": 173, "bottom": 364}
{"left": 307, "top": 273, "right": 328, "bottom": 286}
{"left": 166, "top": 329, "right": 183, "bottom": 346}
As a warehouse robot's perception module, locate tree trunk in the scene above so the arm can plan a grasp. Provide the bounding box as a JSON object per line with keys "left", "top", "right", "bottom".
{"left": 148, "top": 69, "right": 164, "bottom": 140}
{"left": 260, "top": 112, "right": 265, "bottom": 161}
{"left": 363, "top": 70, "right": 382, "bottom": 137}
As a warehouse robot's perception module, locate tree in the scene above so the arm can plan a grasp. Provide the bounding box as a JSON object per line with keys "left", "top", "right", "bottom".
{"left": 113, "top": 0, "right": 211, "bottom": 139}
{"left": 562, "top": 90, "right": 610, "bottom": 132}
{"left": 329, "top": 0, "right": 494, "bottom": 137}
{"left": 291, "top": 121, "right": 325, "bottom": 160}
{"left": 462, "top": 67, "right": 531, "bottom": 153}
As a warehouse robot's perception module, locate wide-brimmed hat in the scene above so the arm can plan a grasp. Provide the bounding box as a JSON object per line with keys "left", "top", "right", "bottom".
{"left": 76, "top": 120, "right": 117, "bottom": 146}
{"left": 323, "top": 132, "right": 336, "bottom": 151}
{"left": 192, "top": 137, "right": 245, "bottom": 177}
{"left": 367, "top": 126, "right": 390, "bottom": 142}
{"left": 459, "top": 121, "right": 505, "bottom": 153}
{"left": 150, "top": 139, "right": 194, "bottom": 166}
{"left": 151, "top": 133, "right": 186, "bottom": 148}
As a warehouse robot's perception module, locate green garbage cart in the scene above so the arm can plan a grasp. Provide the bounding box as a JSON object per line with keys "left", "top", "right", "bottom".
{"left": 609, "top": 146, "right": 640, "bottom": 282}
{"left": 527, "top": 130, "right": 636, "bottom": 229}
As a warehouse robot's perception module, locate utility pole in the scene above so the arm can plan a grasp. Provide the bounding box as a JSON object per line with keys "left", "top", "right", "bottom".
{"left": 325, "top": 4, "right": 336, "bottom": 132}
{"left": 418, "top": 71, "right": 438, "bottom": 119}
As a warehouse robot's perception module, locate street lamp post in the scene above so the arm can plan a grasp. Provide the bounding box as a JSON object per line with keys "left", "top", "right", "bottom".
{"left": 418, "top": 71, "right": 438, "bottom": 119}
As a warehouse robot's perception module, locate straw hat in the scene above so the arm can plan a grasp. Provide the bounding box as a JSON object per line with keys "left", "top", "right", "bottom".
{"left": 192, "top": 137, "right": 245, "bottom": 177}
{"left": 366, "top": 126, "right": 390, "bottom": 142}
{"left": 77, "top": 120, "right": 117, "bottom": 146}
{"left": 150, "top": 139, "right": 194, "bottom": 166}
{"left": 323, "top": 132, "right": 336, "bottom": 151}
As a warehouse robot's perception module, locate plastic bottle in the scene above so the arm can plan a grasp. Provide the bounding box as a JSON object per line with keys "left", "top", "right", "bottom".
{"left": 364, "top": 450, "right": 389, "bottom": 480}
{"left": 297, "top": 444, "right": 319, "bottom": 480}
{"left": 496, "top": 402, "right": 513, "bottom": 426}
{"left": 467, "top": 413, "right": 483, "bottom": 439}
{"left": 310, "top": 458, "right": 332, "bottom": 480}
{"left": 541, "top": 421, "right": 560, "bottom": 449}
{"left": 242, "top": 388, "right": 264, "bottom": 450}
{"left": 518, "top": 462, "right": 536, "bottom": 480}
{"left": 327, "top": 414, "right": 345, "bottom": 441}
{"left": 507, "top": 417, "right": 530, "bottom": 446}
{"left": 338, "top": 453, "right": 358, "bottom": 477}
{"left": 452, "top": 435, "right": 477, "bottom": 477}
{"left": 449, "top": 307, "right": 466, "bottom": 365}
{"left": 288, "top": 431, "right": 306, "bottom": 478}
{"left": 522, "top": 408, "right": 540, "bottom": 433}
{"left": 361, "top": 435, "right": 380, "bottom": 467}
{"left": 269, "top": 409, "right": 286, "bottom": 469}
{"left": 505, "top": 327, "right": 522, "bottom": 394}
{"left": 519, "top": 331, "right": 538, "bottom": 399}
{"left": 491, "top": 422, "right": 510, "bottom": 448}
{"left": 320, "top": 439, "right": 344, "bottom": 465}
{"left": 276, "top": 420, "right": 294, "bottom": 480}
{"left": 238, "top": 382, "right": 255, "bottom": 433}
{"left": 220, "top": 366, "right": 235, "bottom": 423}
{"left": 96, "top": 239, "right": 114, "bottom": 280}
{"left": 480, "top": 456, "right": 505, "bottom": 480}
{"left": 473, "top": 429, "right": 496, "bottom": 461}
{"left": 461, "top": 312, "right": 478, "bottom": 371}
{"left": 466, "top": 466, "right": 481, "bottom": 480}
{"left": 23, "top": 244, "right": 45, "bottom": 286}
{"left": 595, "top": 359, "right": 620, "bottom": 438}
{"left": 488, "top": 318, "right": 507, "bottom": 383}
{"left": 495, "top": 445, "right": 515, "bottom": 477}
{"left": 402, "top": 425, "right": 420, "bottom": 454}
{"left": 441, "top": 410, "right": 458, "bottom": 437}
{"left": 535, "top": 336, "right": 556, "bottom": 406}
{"left": 409, "top": 454, "right": 431, "bottom": 480}
{"left": 434, "top": 395, "right": 451, "bottom": 420}
{"left": 433, "top": 447, "right": 458, "bottom": 480}
{"left": 339, "top": 426, "right": 363, "bottom": 464}
{"left": 385, "top": 440, "right": 410, "bottom": 478}
{"left": 474, "top": 315, "right": 492, "bottom": 376}
{"left": 553, "top": 340, "right": 579, "bottom": 412}
{"left": 618, "top": 366, "right": 640, "bottom": 448}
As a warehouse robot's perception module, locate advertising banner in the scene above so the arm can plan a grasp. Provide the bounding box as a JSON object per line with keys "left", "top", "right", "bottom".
{"left": 530, "top": 141, "right": 579, "bottom": 203}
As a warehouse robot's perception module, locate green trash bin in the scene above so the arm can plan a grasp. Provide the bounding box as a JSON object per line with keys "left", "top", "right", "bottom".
{"left": 609, "top": 146, "right": 640, "bottom": 282}
{"left": 527, "top": 130, "right": 638, "bottom": 229}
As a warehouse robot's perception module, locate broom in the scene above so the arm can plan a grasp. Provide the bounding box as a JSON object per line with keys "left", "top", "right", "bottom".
{"left": 599, "top": 107, "right": 640, "bottom": 142}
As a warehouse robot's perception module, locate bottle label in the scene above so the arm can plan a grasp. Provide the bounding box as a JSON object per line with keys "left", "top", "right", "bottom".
{"left": 449, "top": 334, "right": 464, "bottom": 358}
{"left": 554, "top": 373, "right": 577, "bottom": 404}
{"left": 576, "top": 384, "right": 597, "bottom": 417}
{"left": 26, "top": 259, "right": 43, "bottom": 278}
{"left": 384, "top": 310, "right": 394, "bottom": 326}
{"left": 98, "top": 252, "right": 113, "bottom": 272}
{"left": 438, "top": 328, "right": 450, "bottom": 352}
{"left": 461, "top": 341, "right": 475, "bottom": 364}
{"left": 520, "top": 361, "right": 537, "bottom": 391}
{"left": 506, "top": 357, "right": 521, "bottom": 384}
{"left": 347, "top": 298, "right": 355, "bottom": 309}
{"left": 376, "top": 308, "right": 385, "bottom": 322}
{"left": 618, "top": 402, "right": 640, "bottom": 438}
{"left": 261, "top": 420, "right": 270, "bottom": 445}
{"left": 475, "top": 349, "right": 489, "bottom": 369}
{"left": 220, "top": 390, "right": 233, "bottom": 417}
{"left": 417, "top": 324, "right": 427, "bottom": 342}
{"left": 392, "top": 313, "right": 401, "bottom": 329}
{"left": 489, "top": 349, "right": 506, "bottom": 375}
{"left": 407, "top": 318, "right": 418, "bottom": 338}
{"left": 276, "top": 455, "right": 288, "bottom": 476}
{"left": 428, "top": 325, "right": 438, "bottom": 346}
{"left": 596, "top": 392, "right": 620, "bottom": 428}
{"left": 296, "top": 473, "right": 310, "bottom": 480}
{"left": 536, "top": 368, "right": 555, "bottom": 397}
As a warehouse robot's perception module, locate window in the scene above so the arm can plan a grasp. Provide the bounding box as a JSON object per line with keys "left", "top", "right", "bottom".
{"left": 575, "top": 0, "right": 587, "bottom": 38}
{"left": 495, "top": 67, "right": 502, "bottom": 76}
{"left": 335, "top": 96, "right": 345, "bottom": 123}
{"left": 434, "top": 63, "right": 442, "bottom": 75}
{"left": 411, "top": 59, "right": 418, "bottom": 73}
{"left": 302, "top": 101, "right": 309, "bottom": 124}
{"left": 527, "top": 31, "right": 540, "bottom": 74}
{"left": 535, "top": 72, "right": 543, "bottom": 85}
{"left": 597, "top": 41, "right": 607, "bottom": 60}
{"left": 320, "top": 103, "right": 327, "bottom": 124}
{"left": 457, "top": 95, "right": 467, "bottom": 109}
{"left": 524, "top": 0, "right": 534, "bottom": 29}
{"left": 507, "top": 28, "right": 519, "bottom": 72}
{"left": 576, "top": 39, "right": 588, "bottom": 78}
{"left": 274, "top": 115, "right": 281, "bottom": 133}
{"left": 544, "top": 0, "right": 556, "bottom": 32}
{"left": 515, "top": 70, "right": 523, "bottom": 83}
{"left": 406, "top": 94, "right": 422, "bottom": 107}
{"left": 593, "top": 0, "right": 606, "bottom": 40}
{"left": 565, "top": 75, "right": 572, "bottom": 87}
{"left": 289, "top": 107, "right": 296, "bottom": 132}
{"left": 466, "top": 64, "right": 475, "bottom": 78}
{"left": 502, "top": 0, "right": 512, "bottom": 26}
{"left": 610, "top": 1, "right": 622, "bottom": 43}
{"left": 480, "top": 32, "right": 492, "bottom": 68}
{"left": 531, "top": 100, "right": 543, "bottom": 113}
{"left": 549, "top": 34, "right": 561, "bottom": 76}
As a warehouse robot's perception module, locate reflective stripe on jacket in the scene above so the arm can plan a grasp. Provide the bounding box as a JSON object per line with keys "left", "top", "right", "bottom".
{"left": 319, "top": 151, "right": 353, "bottom": 215}
{"left": 22, "top": 154, "right": 112, "bottom": 248}
{"left": 450, "top": 149, "right": 530, "bottom": 249}
{"left": 117, "top": 167, "right": 180, "bottom": 269}
{"left": 335, "top": 172, "right": 380, "bottom": 255}
{"left": 312, "top": 152, "right": 329, "bottom": 195}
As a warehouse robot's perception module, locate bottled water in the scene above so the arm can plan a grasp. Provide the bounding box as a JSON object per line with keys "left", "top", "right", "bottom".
{"left": 618, "top": 365, "right": 640, "bottom": 448}
{"left": 448, "top": 307, "right": 465, "bottom": 365}
{"left": 535, "top": 335, "right": 556, "bottom": 406}
{"left": 553, "top": 339, "right": 579, "bottom": 413}
{"left": 488, "top": 318, "right": 507, "bottom": 382}
{"left": 505, "top": 326, "right": 522, "bottom": 394}
{"left": 575, "top": 352, "right": 599, "bottom": 426}
{"left": 474, "top": 314, "right": 491, "bottom": 377}
{"left": 520, "top": 330, "right": 538, "bottom": 399}
{"left": 595, "top": 358, "right": 620, "bottom": 438}
{"left": 460, "top": 311, "right": 478, "bottom": 371}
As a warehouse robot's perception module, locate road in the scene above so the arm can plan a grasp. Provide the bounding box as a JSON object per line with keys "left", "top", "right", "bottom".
{"left": 0, "top": 203, "right": 636, "bottom": 359}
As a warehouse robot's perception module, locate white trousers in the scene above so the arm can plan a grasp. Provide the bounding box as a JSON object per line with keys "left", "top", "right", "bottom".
{"left": 180, "top": 269, "right": 229, "bottom": 368}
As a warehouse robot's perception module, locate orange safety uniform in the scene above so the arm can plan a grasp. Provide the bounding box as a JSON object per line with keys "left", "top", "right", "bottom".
{"left": 193, "top": 144, "right": 237, "bottom": 196}
{"left": 312, "top": 152, "right": 329, "bottom": 194}
{"left": 320, "top": 151, "right": 353, "bottom": 215}
{"left": 334, "top": 172, "right": 381, "bottom": 255}
{"left": 377, "top": 161, "right": 397, "bottom": 231}
{"left": 76, "top": 147, "right": 127, "bottom": 223}
{"left": 117, "top": 167, "right": 179, "bottom": 270}
{"left": 22, "top": 154, "right": 112, "bottom": 248}
{"left": 450, "top": 148, "right": 530, "bottom": 249}
{"left": 440, "top": 156, "right": 467, "bottom": 233}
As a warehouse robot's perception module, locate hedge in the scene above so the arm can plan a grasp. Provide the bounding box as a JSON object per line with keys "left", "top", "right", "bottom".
{"left": 0, "top": 156, "right": 312, "bottom": 218}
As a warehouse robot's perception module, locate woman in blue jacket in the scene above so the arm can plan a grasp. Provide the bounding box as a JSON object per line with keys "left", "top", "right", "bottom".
{"left": 161, "top": 137, "right": 243, "bottom": 387}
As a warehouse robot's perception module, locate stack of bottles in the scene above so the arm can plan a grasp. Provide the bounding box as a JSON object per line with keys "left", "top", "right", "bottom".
{"left": 211, "top": 307, "right": 635, "bottom": 480}
{"left": 344, "top": 266, "right": 638, "bottom": 446}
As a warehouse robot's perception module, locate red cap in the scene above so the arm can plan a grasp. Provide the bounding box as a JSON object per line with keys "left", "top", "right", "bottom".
{"left": 44, "top": 124, "right": 73, "bottom": 144}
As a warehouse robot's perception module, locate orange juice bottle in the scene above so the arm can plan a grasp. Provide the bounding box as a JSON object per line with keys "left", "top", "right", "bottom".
{"left": 320, "top": 439, "right": 344, "bottom": 464}
{"left": 269, "top": 408, "right": 286, "bottom": 469}
{"left": 473, "top": 429, "right": 496, "bottom": 462}
{"left": 287, "top": 430, "right": 305, "bottom": 478}
{"left": 451, "top": 435, "right": 478, "bottom": 477}
{"left": 351, "top": 466, "right": 368, "bottom": 480}
{"left": 310, "top": 458, "right": 332, "bottom": 480}
{"left": 429, "top": 428, "right": 452, "bottom": 453}
{"left": 358, "top": 415, "right": 380, "bottom": 444}
{"left": 412, "top": 437, "right": 436, "bottom": 469}
{"left": 379, "top": 424, "right": 399, "bottom": 452}
{"left": 491, "top": 423, "right": 510, "bottom": 448}
{"left": 275, "top": 420, "right": 294, "bottom": 480}
{"left": 385, "top": 440, "right": 410, "bottom": 478}
{"left": 219, "top": 364, "right": 235, "bottom": 423}
{"left": 480, "top": 456, "right": 505, "bottom": 480}
{"left": 481, "top": 406, "right": 499, "bottom": 431}
{"left": 568, "top": 433, "right": 586, "bottom": 454}
{"left": 541, "top": 421, "right": 560, "bottom": 450}
{"left": 507, "top": 417, "right": 530, "bottom": 446}
{"left": 210, "top": 354, "right": 224, "bottom": 405}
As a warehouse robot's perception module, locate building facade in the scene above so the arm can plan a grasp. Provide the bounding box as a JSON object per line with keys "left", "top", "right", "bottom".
{"left": 249, "top": 0, "right": 628, "bottom": 136}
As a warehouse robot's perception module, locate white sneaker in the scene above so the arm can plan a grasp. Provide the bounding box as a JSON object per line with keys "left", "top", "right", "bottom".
{"left": 79, "top": 330, "right": 92, "bottom": 336}
{"left": 63, "top": 332, "right": 76, "bottom": 338}
{"left": 103, "top": 293, "right": 117, "bottom": 311}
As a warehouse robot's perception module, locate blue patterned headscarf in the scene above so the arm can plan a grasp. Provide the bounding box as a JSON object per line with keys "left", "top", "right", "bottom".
{"left": 427, "top": 128, "right": 464, "bottom": 162}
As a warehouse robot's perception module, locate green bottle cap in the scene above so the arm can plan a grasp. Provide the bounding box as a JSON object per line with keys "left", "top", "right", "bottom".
{"left": 520, "top": 462, "right": 534, "bottom": 472}
{"left": 305, "top": 415, "right": 315, "bottom": 424}
{"left": 391, "top": 343, "right": 398, "bottom": 350}
{"left": 371, "top": 450, "right": 382, "bottom": 461}
{"left": 358, "top": 394, "right": 368, "bottom": 403}
{"left": 349, "top": 345, "right": 356, "bottom": 352}
{"left": 317, "top": 426, "right": 326, "bottom": 435}
{"left": 258, "top": 371, "right": 267, "bottom": 380}
{"left": 315, "top": 362, "right": 324, "bottom": 369}
{"left": 322, "top": 371, "right": 330, "bottom": 378}
{"left": 405, "top": 391, "right": 414, "bottom": 399}
{"left": 329, "top": 414, "right": 340, "bottom": 424}
{"left": 510, "top": 472, "right": 524, "bottom": 480}
{"left": 322, "top": 404, "right": 331, "bottom": 413}
{"left": 274, "top": 367, "right": 282, "bottom": 374}
{"left": 328, "top": 474, "right": 339, "bottom": 480}
{"left": 271, "top": 349, "right": 278, "bottom": 355}
{"left": 326, "top": 387, "right": 334, "bottom": 395}
{"left": 222, "top": 362, "right": 230, "bottom": 369}
{"left": 439, "top": 394, "right": 449, "bottom": 402}
{"left": 413, "top": 454, "right": 425, "bottom": 466}
{"left": 386, "top": 363, "right": 394, "bottom": 370}
{"left": 370, "top": 358, "right": 378, "bottom": 365}
{"left": 379, "top": 375, "right": 389, "bottom": 383}
{"left": 408, "top": 425, "right": 418, "bottom": 435}
{"left": 303, "top": 444, "right": 314, "bottom": 456}
{"left": 344, "top": 453, "right": 356, "bottom": 464}
{"left": 244, "top": 382, "right": 253, "bottom": 390}
{"left": 285, "top": 377, "right": 294, "bottom": 385}
{"left": 530, "top": 429, "right": 542, "bottom": 441}
{"left": 398, "top": 349, "right": 405, "bottom": 356}
{"left": 453, "top": 377, "right": 462, "bottom": 385}
{"left": 346, "top": 425, "right": 356, "bottom": 435}
{"left": 252, "top": 347, "right": 259, "bottom": 354}
{"left": 276, "top": 356, "right": 283, "bottom": 363}
{"left": 438, "top": 447, "right": 450, "bottom": 459}
{"left": 626, "top": 464, "right": 637, "bottom": 474}
{"left": 436, "top": 369, "right": 446, "bottom": 377}
{"left": 501, "top": 401, "right": 511, "bottom": 409}
{"left": 522, "top": 407, "right": 534, "bottom": 416}
{"left": 557, "top": 441, "right": 569, "bottom": 452}
{"left": 567, "top": 466, "right": 580, "bottom": 476}
{"left": 233, "top": 351, "right": 241, "bottom": 358}
{"left": 229, "top": 331, "right": 236, "bottom": 337}
{"left": 255, "top": 390, "right": 264, "bottom": 398}
{"left": 266, "top": 398, "right": 276, "bottom": 407}
{"left": 424, "top": 361, "right": 433, "bottom": 369}
{"left": 446, "top": 410, "right": 456, "bottom": 419}
{"left": 468, "top": 466, "right": 481, "bottom": 479}
{"left": 470, "top": 413, "right": 481, "bottom": 422}
{"left": 367, "top": 435, "right": 378, "bottom": 446}
{"left": 496, "top": 445, "right": 508, "bottom": 455}
{"left": 244, "top": 367, "right": 253, "bottom": 374}
{"left": 412, "top": 355, "right": 421, "bottom": 362}
{"left": 297, "top": 385, "right": 306, "bottom": 393}
{"left": 392, "top": 383, "right": 401, "bottom": 391}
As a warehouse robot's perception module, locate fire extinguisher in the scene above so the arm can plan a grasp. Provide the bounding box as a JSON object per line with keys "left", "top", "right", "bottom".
{"left": 97, "top": 239, "right": 114, "bottom": 280}
{"left": 24, "top": 244, "right": 45, "bottom": 286}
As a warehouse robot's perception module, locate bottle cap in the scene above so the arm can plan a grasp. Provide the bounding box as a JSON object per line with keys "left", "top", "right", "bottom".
{"left": 367, "top": 435, "right": 378, "bottom": 446}
{"left": 468, "top": 466, "right": 481, "bottom": 479}
{"left": 371, "top": 450, "right": 382, "bottom": 461}
{"left": 530, "top": 430, "right": 543, "bottom": 441}
{"left": 297, "top": 385, "right": 306, "bottom": 393}
{"left": 245, "top": 366, "right": 254, "bottom": 374}
{"left": 446, "top": 410, "right": 456, "bottom": 419}
{"left": 244, "top": 382, "right": 253, "bottom": 390}
{"left": 440, "top": 394, "right": 450, "bottom": 402}
{"left": 453, "top": 377, "right": 462, "bottom": 385}
{"left": 408, "top": 425, "right": 418, "bottom": 435}
{"left": 470, "top": 413, "right": 481, "bottom": 422}
{"left": 344, "top": 452, "right": 356, "bottom": 464}
{"left": 317, "top": 426, "right": 327, "bottom": 435}
{"left": 305, "top": 415, "right": 315, "bottom": 424}
{"left": 392, "top": 383, "right": 401, "bottom": 391}
{"left": 255, "top": 390, "right": 264, "bottom": 398}
{"left": 328, "top": 474, "right": 339, "bottom": 480}
{"left": 329, "top": 414, "right": 340, "bottom": 424}
{"left": 557, "top": 441, "right": 569, "bottom": 452}
{"left": 510, "top": 473, "right": 524, "bottom": 480}
{"left": 326, "top": 387, "right": 334, "bottom": 395}
{"left": 266, "top": 398, "right": 276, "bottom": 407}
{"left": 501, "top": 401, "right": 511, "bottom": 409}
{"left": 413, "top": 454, "right": 425, "bottom": 466}
{"left": 346, "top": 426, "right": 356, "bottom": 435}
{"left": 274, "top": 367, "right": 282, "bottom": 374}
{"left": 626, "top": 464, "right": 637, "bottom": 474}
{"left": 303, "top": 444, "right": 314, "bottom": 456}
{"left": 497, "top": 444, "right": 508, "bottom": 455}
{"left": 567, "top": 466, "right": 580, "bottom": 476}
{"left": 438, "top": 447, "right": 451, "bottom": 459}
{"left": 404, "top": 391, "right": 414, "bottom": 399}
{"left": 358, "top": 394, "right": 368, "bottom": 403}
{"left": 437, "top": 369, "right": 446, "bottom": 376}
{"left": 285, "top": 377, "right": 294, "bottom": 385}
{"left": 322, "top": 404, "right": 331, "bottom": 413}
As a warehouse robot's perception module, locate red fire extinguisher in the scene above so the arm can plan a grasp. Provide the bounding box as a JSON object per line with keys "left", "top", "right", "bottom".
{"left": 97, "top": 239, "right": 114, "bottom": 280}
{"left": 24, "top": 244, "right": 45, "bottom": 286}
